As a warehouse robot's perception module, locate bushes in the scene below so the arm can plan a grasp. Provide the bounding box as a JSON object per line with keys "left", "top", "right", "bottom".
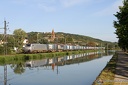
{"left": 0, "top": 57, "right": 5, "bottom": 64}
{"left": 0, "top": 46, "right": 4, "bottom": 55}
{"left": 0, "top": 45, "right": 11, "bottom": 55}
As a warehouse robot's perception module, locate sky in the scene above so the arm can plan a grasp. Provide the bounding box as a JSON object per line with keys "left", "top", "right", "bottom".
{"left": 0, "top": 0, "right": 123, "bottom": 42}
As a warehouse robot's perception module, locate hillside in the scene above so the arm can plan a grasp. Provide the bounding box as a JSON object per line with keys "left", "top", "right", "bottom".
{"left": 0, "top": 30, "right": 119, "bottom": 53}
{"left": 27, "top": 31, "right": 118, "bottom": 50}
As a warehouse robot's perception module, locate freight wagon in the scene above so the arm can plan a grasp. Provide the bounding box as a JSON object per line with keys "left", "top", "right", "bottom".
{"left": 22, "top": 43, "right": 105, "bottom": 53}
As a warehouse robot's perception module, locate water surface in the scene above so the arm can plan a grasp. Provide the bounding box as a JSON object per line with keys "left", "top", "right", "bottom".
{"left": 0, "top": 51, "right": 114, "bottom": 85}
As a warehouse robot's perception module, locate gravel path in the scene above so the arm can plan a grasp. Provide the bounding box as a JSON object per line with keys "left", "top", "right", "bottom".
{"left": 114, "top": 51, "right": 128, "bottom": 85}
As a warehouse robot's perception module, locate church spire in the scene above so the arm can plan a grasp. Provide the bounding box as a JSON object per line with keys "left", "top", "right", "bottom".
{"left": 51, "top": 29, "right": 55, "bottom": 41}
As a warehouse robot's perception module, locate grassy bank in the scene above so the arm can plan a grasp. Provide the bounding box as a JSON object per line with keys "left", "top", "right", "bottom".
{"left": 0, "top": 50, "right": 98, "bottom": 65}
{"left": 93, "top": 52, "right": 118, "bottom": 85}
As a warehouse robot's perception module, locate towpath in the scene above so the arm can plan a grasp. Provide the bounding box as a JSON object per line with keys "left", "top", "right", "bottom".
{"left": 114, "top": 51, "right": 128, "bottom": 85}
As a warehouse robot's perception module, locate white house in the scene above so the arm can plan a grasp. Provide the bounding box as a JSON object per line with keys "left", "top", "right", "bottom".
{"left": 23, "top": 39, "right": 29, "bottom": 47}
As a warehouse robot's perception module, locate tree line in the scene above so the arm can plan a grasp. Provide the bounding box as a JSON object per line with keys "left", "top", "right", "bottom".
{"left": 0, "top": 28, "right": 118, "bottom": 55}
{"left": 114, "top": 0, "right": 128, "bottom": 52}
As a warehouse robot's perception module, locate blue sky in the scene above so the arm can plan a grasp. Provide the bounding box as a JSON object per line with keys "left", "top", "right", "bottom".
{"left": 0, "top": 0, "right": 123, "bottom": 42}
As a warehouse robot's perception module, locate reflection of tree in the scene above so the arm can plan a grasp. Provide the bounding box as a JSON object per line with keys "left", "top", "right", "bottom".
{"left": 11, "top": 62, "right": 25, "bottom": 74}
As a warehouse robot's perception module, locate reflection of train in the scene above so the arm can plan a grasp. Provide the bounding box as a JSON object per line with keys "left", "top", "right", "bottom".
{"left": 22, "top": 43, "right": 105, "bottom": 53}
{"left": 25, "top": 51, "right": 105, "bottom": 68}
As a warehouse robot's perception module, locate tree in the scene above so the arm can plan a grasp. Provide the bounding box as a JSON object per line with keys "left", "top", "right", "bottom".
{"left": 86, "top": 41, "right": 96, "bottom": 47}
{"left": 13, "top": 29, "right": 27, "bottom": 52}
{"left": 114, "top": 0, "right": 128, "bottom": 51}
{"left": 27, "top": 32, "right": 37, "bottom": 43}
{"left": 39, "top": 38, "right": 49, "bottom": 44}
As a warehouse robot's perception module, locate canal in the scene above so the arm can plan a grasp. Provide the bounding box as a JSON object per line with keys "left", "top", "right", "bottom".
{"left": 0, "top": 51, "right": 114, "bottom": 85}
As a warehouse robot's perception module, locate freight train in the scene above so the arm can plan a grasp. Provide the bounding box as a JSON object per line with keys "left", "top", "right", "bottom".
{"left": 22, "top": 43, "right": 105, "bottom": 53}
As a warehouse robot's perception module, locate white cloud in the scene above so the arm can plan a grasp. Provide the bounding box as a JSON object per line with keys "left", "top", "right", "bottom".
{"left": 11, "top": 0, "right": 57, "bottom": 12}
{"left": 59, "top": 0, "right": 90, "bottom": 8}
{"left": 11, "top": 0, "right": 27, "bottom": 5}
{"left": 38, "top": 3, "right": 56, "bottom": 12}
{"left": 37, "top": 0, "right": 59, "bottom": 12}
{"left": 93, "top": 0, "right": 123, "bottom": 16}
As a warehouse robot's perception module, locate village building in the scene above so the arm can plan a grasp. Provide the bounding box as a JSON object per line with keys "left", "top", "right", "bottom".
{"left": 23, "top": 38, "right": 29, "bottom": 47}
{"left": 48, "top": 29, "right": 56, "bottom": 42}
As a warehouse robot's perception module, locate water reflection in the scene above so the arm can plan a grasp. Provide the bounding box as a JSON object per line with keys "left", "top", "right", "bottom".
{"left": 0, "top": 51, "right": 114, "bottom": 85}
{"left": 4, "top": 65, "right": 7, "bottom": 85}
{"left": 25, "top": 52, "right": 98, "bottom": 68}
{"left": 25, "top": 51, "right": 112, "bottom": 72}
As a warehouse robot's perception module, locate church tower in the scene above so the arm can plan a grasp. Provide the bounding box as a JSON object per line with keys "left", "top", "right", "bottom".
{"left": 51, "top": 29, "right": 55, "bottom": 41}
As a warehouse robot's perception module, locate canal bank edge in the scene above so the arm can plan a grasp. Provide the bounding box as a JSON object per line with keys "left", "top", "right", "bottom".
{"left": 93, "top": 52, "right": 118, "bottom": 85}
{"left": 93, "top": 51, "right": 128, "bottom": 85}
{"left": 0, "top": 50, "right": 100, "bottom": 65}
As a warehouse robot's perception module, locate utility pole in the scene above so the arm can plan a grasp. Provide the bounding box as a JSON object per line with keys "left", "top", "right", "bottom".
{"left": 0, "top": 20, "right": 8, "bottom": 85}
{"left": 4, "top": 20, "right": 7, "bottom": 85}
{"left": 56, "top": 37, "right": 58, "bottom": 51}
{"left": 4, "top": 20, "right": 7, "bottom": 55}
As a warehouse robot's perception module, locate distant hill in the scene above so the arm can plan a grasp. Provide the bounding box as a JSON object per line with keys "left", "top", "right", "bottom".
{"left": 27, "top": 31, "right": 119, "bottom": 50}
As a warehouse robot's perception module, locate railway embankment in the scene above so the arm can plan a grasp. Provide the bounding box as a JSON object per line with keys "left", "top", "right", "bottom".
{"left": 93, "top": 51, "right": 128, "bottom": 85}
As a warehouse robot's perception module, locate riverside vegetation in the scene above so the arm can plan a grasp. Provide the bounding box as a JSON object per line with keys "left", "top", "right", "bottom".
{"left": 0, "top": 50, "right": 97, "bottom": 65}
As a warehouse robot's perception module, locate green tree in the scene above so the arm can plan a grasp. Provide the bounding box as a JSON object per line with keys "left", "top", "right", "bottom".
{"left": 13, "top": 28, "right": 27, "bottom": 52}
{"left": 27, "top": 32, "right": 37, "bottom": 43}
{"left": 0, "top": 46, "right": 5, "bottom": 55}
{"left": 114, "top": 0, "right": 128, "bottom": 51}
{"left": 87, "top": 41, "right": 96, "bottom": 47}
{"left": 7, "top": 35, "right": 16, "bottom": 48}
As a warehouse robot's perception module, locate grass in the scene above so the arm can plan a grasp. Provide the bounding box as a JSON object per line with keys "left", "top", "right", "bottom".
{"left": 93, "top": 52, "right": 118, "bottom": 85}
{"left": 0, "top": 50, "right": 99, "bottom": 65}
